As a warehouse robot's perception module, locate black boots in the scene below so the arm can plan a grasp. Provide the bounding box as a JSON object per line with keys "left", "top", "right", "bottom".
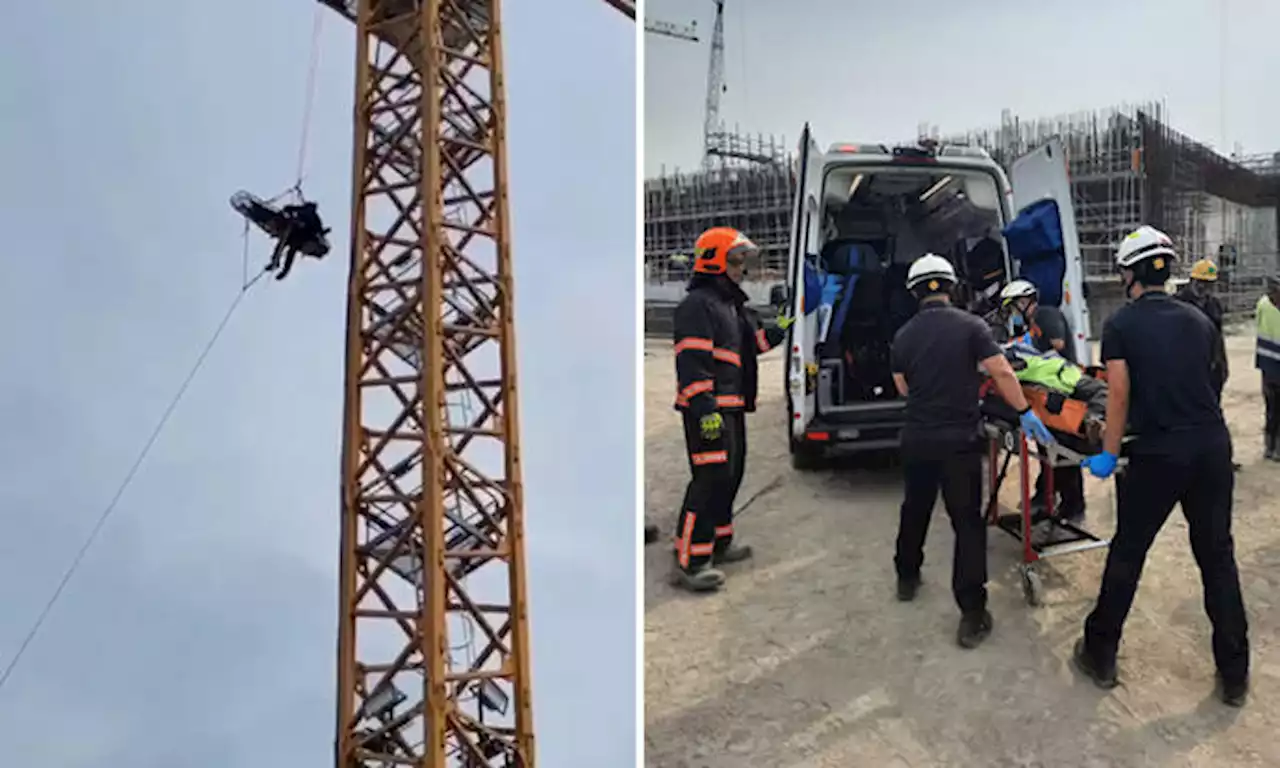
{"left": 896, "top": 576, "right": 921, "bottom": 602}
{"left": 1072, "top": 639, "right": 1119, "bottom": 689}
{"left": 1217, "top": 674, "right": 1249, "bottom": 707}
{"left": 957, "top": 610, "right": 993, "bottom": 649}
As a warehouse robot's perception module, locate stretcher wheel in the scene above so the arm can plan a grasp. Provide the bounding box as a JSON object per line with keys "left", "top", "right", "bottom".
{"left": 1020, "top": 566, "right": 1043, "bottom": 607}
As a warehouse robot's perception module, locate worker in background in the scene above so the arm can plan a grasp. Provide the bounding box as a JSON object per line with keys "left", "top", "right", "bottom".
{"left": 1000, "top": 279, "right": 1085, "bottom": 520}
{"left": 1176, "top": 259, "right": 1240, "bottom": 470}
{"left": 1076, "top": 225, "right": 1249, "bottom": 707}
{"left": 669, "top": 226, "right": 792, "bottom": 592}
{"left": 891, "top": 254, "right": 1055, "bottom": 649}
{"left": 1176, "top": 259, "right": 1229, "bottom": 398}
{"left": 1258, "top": 275, "right": 1280, "bottom": 460}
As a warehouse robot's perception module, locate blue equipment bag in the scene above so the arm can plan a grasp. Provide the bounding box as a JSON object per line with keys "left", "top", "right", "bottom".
{"left": 1003, "top": 198, "right": 1066, "bottom": 308}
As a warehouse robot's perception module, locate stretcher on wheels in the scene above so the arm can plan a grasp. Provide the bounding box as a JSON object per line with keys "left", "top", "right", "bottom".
{"left": 978, "top": 373, "right": 1125, "bottom": 606}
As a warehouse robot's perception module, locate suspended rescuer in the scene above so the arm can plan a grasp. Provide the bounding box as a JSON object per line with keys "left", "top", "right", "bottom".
{"left": 668, "top": 227, "right": 793, "bottom": 592}
{"left": 1076, "top": 226, "right": 1250, "bottom": 706}
{"left": 891, "top": 255, "right": 1055, "bottom": 648}
{"left": 1258, "top": 275, "right": 1280, "bottom": 460}
{"left": 268, "top": 200, "right": 331, "bottom": 280}
{"left": 999, "top": 279, "right": 1087, "bottom": 520}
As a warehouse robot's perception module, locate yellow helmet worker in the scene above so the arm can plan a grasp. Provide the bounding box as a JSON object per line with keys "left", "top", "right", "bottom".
{"left": 1190, "top": 259, "right": 1219, "bottom": 283}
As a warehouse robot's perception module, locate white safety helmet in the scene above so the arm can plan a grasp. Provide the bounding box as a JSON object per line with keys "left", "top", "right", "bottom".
{"left": 999, "top": 279, "right": 1038, "bottom": 307}
{"left": 905, "top": 253, "right": 957, "bottom": 291}
{"left": 1115, "top": 225, "right": 1177, "bottom": 269}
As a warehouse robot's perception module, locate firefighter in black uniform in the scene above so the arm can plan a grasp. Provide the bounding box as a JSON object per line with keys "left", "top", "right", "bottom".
{"left": 669, "top": 226, "right": 791, "bottom": 592}
{"left": 891, "top": 254, "right": 1056, "bottom": 648}
{"left": 1075, "top": 226, "right": 1250, "bottom": 707}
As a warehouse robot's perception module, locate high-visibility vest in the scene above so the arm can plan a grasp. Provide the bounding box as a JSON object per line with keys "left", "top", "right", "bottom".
{"left": 1005, "top": 342, "right": 1083, "bottom": 395}
{"left": 1258, "top": 295, "right": 1280, "bottom": 379}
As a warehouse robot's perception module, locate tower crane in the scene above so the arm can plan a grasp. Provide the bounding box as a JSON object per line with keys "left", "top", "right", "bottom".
{"left": 645, "top": 17, "right": 698, "bottom": 42}
{"left": 312, "top": 1, "right": 634, "bottom": 766}
{"left": 702, "top": 0, "right": 726, "bottom": 167}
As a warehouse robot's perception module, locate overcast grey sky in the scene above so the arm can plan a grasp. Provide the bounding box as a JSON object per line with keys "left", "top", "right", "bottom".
{"left": 645, "top": 0, "right": 1280, "bottom": 175}
{"left": 0, "top": 2, "right": 634, "bottom": 765}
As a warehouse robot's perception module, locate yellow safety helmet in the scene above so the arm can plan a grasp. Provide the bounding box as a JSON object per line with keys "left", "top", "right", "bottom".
{"left": 1189, "top": 259, "right": 1219, "bottom": 282}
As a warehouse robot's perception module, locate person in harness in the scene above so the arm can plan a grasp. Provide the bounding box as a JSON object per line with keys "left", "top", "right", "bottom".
{"left": 230, "top": 191, "right": 333, "bottom": 281}
{"left": 268, "top": 200, "right": 331, "bottom": 280}
{"left": 999, "top": 279, "right": 1088, "bottom": 520}
{"left": 1002, "top": 340, "right": 1107, "bottom": 441}
{"left": 667, "top": 226, "right": 793, "bottom": 592}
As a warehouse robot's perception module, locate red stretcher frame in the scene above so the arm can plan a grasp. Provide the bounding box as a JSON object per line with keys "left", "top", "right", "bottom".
{"left": 980, "top": 419, "right": 1116, "bottom": 606}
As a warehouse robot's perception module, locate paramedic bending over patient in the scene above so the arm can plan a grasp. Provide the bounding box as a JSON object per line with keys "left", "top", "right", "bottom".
{"left": 890, "top": 254, "right": 1055, "bottom": 650}
{"left": 1074, "top": 225, "right": 1250, "bottom": 707}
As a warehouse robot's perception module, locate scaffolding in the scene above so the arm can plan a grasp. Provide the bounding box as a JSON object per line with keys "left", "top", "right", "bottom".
{"left": 642, "top": 104, "right": 1280, "bottom": 334}
{"left": 937, "top": 102, "right": 1280, "bottom": 323}
{"left": 644, "top": 129, "right": 792, "bottom": 285}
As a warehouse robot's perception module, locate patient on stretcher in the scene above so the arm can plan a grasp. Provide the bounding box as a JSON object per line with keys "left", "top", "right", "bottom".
{"left": 985, "top": 340, "right": 1109, "bottom": 447}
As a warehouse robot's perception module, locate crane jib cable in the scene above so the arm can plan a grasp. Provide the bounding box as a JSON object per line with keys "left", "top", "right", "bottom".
{"left": 294, "top": 6, "right": 325, "bottom": 187}
{"left": 0, "top": 277, "right": 262, "bottom": 695}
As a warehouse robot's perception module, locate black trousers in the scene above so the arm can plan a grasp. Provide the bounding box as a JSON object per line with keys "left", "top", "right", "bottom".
{"left": 1264, "top": 378, "right": 1280, "bottom": 448}
{"left": 894, "top": 440, "right": 988, "bottom": 614}
{"left": 1034, "top": 465, "right": 1085, "bottom": 512}
{"left": 1082, "top": 440, "right": 1249, "bottom": 682}
{"left": 674, "top": 410, "right": 746, "bottom": 571}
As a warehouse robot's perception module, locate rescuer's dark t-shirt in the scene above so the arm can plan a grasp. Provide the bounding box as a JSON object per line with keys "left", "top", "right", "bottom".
{"left": 892, "top": 302, "right": 1002, "bottom": 451}
{"left": 1100, "top": 291, "right": 1228, "bottom": 459}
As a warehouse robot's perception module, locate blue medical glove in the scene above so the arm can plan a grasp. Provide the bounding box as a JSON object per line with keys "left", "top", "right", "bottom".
{"left": 1019, "top": 408, "right": 1056, "bottom": 446}
{"left": 1081, "top": 451, "right": 1118, "bottom": 479}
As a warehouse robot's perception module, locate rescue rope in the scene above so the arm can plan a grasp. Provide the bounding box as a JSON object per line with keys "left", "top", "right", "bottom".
{"left": 294, "top": 5, "right": 325, "bottom": 188}
{"left": 0, "top": 276, "right": 262, "bottom": 696}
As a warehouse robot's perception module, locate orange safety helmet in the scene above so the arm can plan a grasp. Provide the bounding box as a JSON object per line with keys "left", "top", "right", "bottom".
{"left": 693, "top": 226, "right": 758, "bottom": 275}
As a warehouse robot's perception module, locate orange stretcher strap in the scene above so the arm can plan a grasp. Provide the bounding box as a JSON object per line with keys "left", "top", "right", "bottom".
{"left": 980, "top": 379, "right": 1091, "bottom": 438}
{"left": 1021, "top": 386, "right": 1090, "bottom": 436}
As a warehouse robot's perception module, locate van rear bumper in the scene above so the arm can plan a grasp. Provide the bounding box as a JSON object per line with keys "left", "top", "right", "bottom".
{"left": 797, "top": 404, "right": 906, "bottom": 453}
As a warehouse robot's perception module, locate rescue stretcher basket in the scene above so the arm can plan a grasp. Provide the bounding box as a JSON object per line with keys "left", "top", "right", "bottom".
{"left": 979, "top": 416, "right": 1125, "bottom": 606}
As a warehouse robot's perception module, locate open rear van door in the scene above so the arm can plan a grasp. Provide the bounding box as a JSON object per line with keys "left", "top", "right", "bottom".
{"left": 1010, "top": 138, "right": 1093, "bottom": 363}
{"left": 785, "top": 125, "right": 825, "bottom": 444}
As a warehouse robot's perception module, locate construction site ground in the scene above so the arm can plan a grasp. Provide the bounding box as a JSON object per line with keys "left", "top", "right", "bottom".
{"left": 644, "top": 332, "right": 1280, "bottom": 768}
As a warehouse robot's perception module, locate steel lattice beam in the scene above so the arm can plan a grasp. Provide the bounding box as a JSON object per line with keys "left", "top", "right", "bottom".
{"left": 331, "top": 0, "right": 534, "bottom": 766}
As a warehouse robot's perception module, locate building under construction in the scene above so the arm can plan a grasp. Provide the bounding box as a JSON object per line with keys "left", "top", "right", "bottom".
{"left": 644, "top": 131, "right": 793, "bottom": 308}
{"left": 644, "top": 103, "right": 1280, "bottom": 333}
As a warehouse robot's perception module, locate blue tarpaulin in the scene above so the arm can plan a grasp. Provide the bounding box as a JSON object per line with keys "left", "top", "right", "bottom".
{"left": 1003, "top": 198, "right": 1066, "bottom": 308}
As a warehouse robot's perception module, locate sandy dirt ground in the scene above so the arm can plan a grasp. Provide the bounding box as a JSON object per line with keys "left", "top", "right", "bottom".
{"left": 643, "top": 332, "right": 1280, "bottom": 768}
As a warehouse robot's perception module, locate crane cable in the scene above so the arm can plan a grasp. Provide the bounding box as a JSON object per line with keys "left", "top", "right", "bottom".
{"left": 294, "top": 6, "right": 325, "bottom": 190}
{"left": 0, "top": 274, "right": 263, "bottom": 696}
{"left": 0, "top": 9, "right": 323, "bottom": 696}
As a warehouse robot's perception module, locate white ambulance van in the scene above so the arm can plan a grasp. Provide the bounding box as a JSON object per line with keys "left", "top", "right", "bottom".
{"left": 778, "top": 127, "right": 1092, "bottom": 468}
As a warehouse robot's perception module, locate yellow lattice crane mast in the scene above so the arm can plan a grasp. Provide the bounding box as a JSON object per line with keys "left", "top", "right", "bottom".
{"left": 312, "top": 1, "right": 633, "bottom": 766}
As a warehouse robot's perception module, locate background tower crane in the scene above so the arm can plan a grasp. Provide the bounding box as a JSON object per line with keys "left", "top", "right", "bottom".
{"left": 702, "top": 0, "right": 726, "bottom": 167}
{"left": 314, "top": 0, "right": 635, "bottom": 765}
